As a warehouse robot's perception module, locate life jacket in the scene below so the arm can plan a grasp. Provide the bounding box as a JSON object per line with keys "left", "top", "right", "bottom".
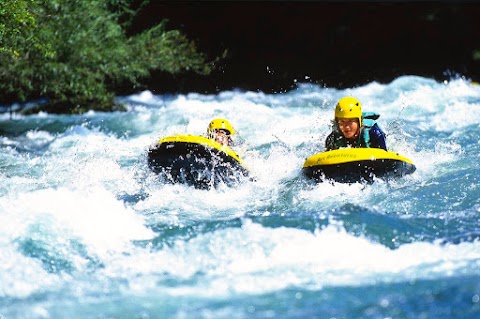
{"left": 360, "top": 112, "right": 380, "bottom": 148}
{"left": 331, "top": 112, "right": 380, "bottom": 149}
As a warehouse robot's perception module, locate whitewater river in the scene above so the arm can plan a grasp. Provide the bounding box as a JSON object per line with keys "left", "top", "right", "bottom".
{"left": 1, "top": 76, "right": 479, "bottom": 318}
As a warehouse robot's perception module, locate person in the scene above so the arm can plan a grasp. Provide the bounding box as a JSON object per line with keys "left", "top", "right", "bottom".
{"left": 206, "top": 118, "right": 236, "bottom": 147}
{"left": 325, "top": 96, "right": 387, "bottom": 151}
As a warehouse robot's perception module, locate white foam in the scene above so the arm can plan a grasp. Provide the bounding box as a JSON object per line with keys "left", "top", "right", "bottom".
{"left": 0, "top": 246, "right": 61, "bottom": 298}
{"left": 2, "top": 75, "right": 479, "bottom": 301}
{"left": 101, "top": 221, "right": 480, "bottom": 297}
{"left": 0, "top": 187, "right": 154, "bottom": 261}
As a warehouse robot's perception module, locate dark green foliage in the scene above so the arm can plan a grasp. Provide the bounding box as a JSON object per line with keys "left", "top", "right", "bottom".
{"left": 474, "top": 50, "right": 480, "bottom": 61}
{"left": 0, "top": 0, "right": 212, "bottom": 113}
{"left": 0, "top": 0, "right": 52, "bottom": 60}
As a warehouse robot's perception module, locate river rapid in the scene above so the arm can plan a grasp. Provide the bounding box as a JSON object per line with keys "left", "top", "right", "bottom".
{"left": 1, "top": 76, "right": 479, "bottom": 318}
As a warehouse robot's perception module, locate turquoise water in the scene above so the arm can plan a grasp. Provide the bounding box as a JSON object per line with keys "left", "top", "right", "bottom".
{"left": 1, "top": 76, "right": 479, "bottom": 318}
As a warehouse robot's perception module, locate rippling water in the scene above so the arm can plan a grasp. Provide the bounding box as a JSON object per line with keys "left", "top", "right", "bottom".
{"left": 1, "top": 76, "right": 479, "bottom": 318}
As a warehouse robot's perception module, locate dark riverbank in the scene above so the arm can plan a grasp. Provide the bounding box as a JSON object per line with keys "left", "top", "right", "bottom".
{"left": 130, "top": 1, "right": 480, "bottom": 94}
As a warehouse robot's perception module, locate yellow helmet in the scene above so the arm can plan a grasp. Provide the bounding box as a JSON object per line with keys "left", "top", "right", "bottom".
{"left": 207, "top": 118, "right": 236, "bottom": 136}
{"left": 335, "top": 96, "right": 362, "bottom": 126}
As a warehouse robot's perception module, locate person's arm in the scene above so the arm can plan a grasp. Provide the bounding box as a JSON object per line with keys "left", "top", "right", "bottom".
{"left": 369, "top": 124, "right": 387, "bottom": 150}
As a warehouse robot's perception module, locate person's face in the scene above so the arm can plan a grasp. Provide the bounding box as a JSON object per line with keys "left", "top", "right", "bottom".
{"left": 213, "top": 129, "right": 230, "bottom": 146}
{"left": 337, "top": 118, "right": 360, "bottom": 139}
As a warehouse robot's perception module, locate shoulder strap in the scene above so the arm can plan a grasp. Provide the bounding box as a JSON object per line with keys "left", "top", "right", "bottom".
{"left": 361, "top": 127, "right": 370, "bottom": 147}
